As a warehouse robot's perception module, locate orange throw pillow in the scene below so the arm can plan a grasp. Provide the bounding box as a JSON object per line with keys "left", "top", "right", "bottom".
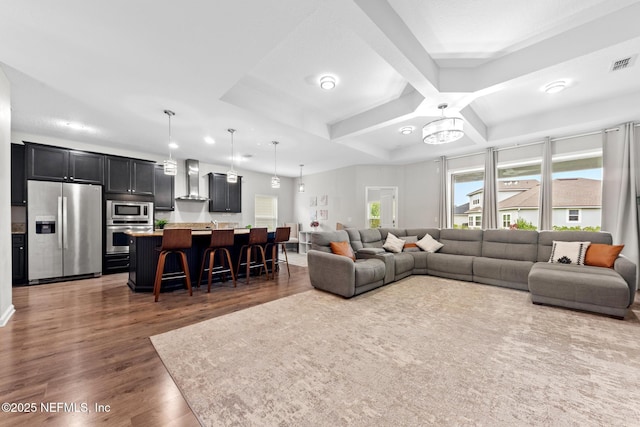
{"left": 584, "top": 244, "right": 624, "bottom": 268}
{"left": 330, "top": 241, "right": 355, "bottom": 261}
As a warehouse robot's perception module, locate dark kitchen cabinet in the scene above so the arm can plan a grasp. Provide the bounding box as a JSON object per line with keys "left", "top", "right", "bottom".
{"left": 154, "top": 165, "right": 175, "bottom": 211}
{"left": 106, "top": 156, "right": 155, "bottom": 196}
{"left": 26, "top": 143, "right": 104, "bottom": 184}
{"left": 68, "top": 151, "right": 105, "bottom": 184}
{"left": 12, "top": 234, "right": 26, "bottom": 284}
{"left": 208, "top": 173, "right": 241, "bottom": 213}
{"left": 11, "top": 144, "right": 26, "bottom": 205}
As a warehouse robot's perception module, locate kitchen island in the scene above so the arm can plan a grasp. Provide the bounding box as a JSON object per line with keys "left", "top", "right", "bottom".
{"left": 126, "top": 228, "right": 275, "bottom": 293}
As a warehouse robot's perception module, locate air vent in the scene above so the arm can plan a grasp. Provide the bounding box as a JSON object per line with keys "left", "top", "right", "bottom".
{"left": 610, "top": 55, "right": 636, "bottom": 72}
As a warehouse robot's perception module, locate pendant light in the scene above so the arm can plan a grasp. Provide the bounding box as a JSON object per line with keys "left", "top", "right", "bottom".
{"left": 227, "top": 129, "right": 238, "bottom": 183}
{"left": 271, "top": 141, "right": 280, "bottom": 189}
{"left": 298, "top": 164, "right": 305, "bottom": 193}
{"left": 163, "top": 110, "right": 177, "bottom": 175}
{"left": 422, "top": 103, "right": 464, "bottom": 145}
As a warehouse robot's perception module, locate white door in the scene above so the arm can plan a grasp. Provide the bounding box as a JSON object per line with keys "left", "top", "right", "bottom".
{"left": 366, "top": 187, "right": 398, "bottom": 228}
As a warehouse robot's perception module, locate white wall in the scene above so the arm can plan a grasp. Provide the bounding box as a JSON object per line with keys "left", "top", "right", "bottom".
{"left": 12, "top": 132, "right": 294, "bottom": 228}
{"left": 0, "top": 68, "right": 15, "bottom": 326}
{"left": 292, "top": 160, "right": 440, "bottom": 232}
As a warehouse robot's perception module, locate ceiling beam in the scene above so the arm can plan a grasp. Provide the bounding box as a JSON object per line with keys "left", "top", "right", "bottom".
{"left": 439, "top": 2, "right": 640, "bottom": 93}
{"left": 329, "top": 86, "right": 424, "bottom": 140}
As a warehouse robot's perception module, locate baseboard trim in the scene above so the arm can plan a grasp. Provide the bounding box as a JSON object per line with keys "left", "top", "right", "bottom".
{"left": 0, "top": 304, "right": 15, "bottom": 327}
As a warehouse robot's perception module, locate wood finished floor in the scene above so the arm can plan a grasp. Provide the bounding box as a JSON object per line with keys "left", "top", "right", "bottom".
{"left": 0, "top": 265, "right": 312, "bottom": 426}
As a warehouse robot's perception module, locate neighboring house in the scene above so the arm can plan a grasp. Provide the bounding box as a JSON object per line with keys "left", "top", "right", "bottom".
{"left": 453, "top": 202, "right": 470, "bottom": 228}
{"left": 464, "top": 178, "right": 601, "bottom": 229}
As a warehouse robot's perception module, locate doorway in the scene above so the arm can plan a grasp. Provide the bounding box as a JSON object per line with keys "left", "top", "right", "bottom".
{"left": 366, "top": 187, "right": 398, "bottom": 229}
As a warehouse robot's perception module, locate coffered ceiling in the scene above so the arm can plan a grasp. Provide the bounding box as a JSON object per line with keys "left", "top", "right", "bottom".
{"left": 1, "top": 0, "right": 639, "bottom": 176}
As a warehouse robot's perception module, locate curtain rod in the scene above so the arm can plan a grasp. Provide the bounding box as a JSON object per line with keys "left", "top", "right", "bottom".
{"left": 438, "top": 125, "right": 628, "bottom": 162}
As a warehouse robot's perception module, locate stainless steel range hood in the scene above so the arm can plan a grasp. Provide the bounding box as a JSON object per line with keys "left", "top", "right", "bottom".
{"left": 176, "top": 159, "right": 209, "bottom": 201}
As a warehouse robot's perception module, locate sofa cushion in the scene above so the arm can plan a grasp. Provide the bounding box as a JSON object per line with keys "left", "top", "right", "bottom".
{"left": 359, "top": 228, "right": 383, "bottom": 248}
{"left": 537, "top": 231, "right": 611, "bottom": 262}
{"left": 481, "top": 229, "right": 538, "bottom": 262}
{"left": 403, "top": 236, "right": 420, "bottom": 252}
{"left": 345, "top": 228, "right": 363, "bottom": 251}
{"left": 426, "top": 253, "right": 474, "bottom": 281}
{"left": 585, "top": 244, "right": 624, "bottom": 268}
{"left": 439, "top": 229, "right": 483, "bottom": 256}
{"left": 383, "top": 233, "right": 405, "bottom": 253}
{"left": 330, "top": 241, "right": 355, "bottom": 261}
{"left": 529, "top": 262, "right": 630, "bottom": 310}
{"left": 416, "top": 234, "right": 444, "bottom": 252}
{"left": 548, "top": 241, "right": 590, "bottom": 265}
{"left": 473, "top": 257, "right": 533, "bottom": 290}
{"left": 379, "top": 228, "right": 407, "bottom": 239}
{"left": 405, "top": 228, "right": 440, "bottom": 240}
{"left": 310, "top": 230, "right": 350, "bottom": 253}
{"left": 354, "top": 259, "right": 386, "bottom": 288}
{"left": 409, "top": 251, "right": 428, "bottom": 272}
{"left": 393, "top": 252, "right": 415, "bottom": 276}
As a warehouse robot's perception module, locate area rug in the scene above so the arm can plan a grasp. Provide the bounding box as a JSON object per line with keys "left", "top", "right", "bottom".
{"left": 151, "top": 276, "right": 640, "bottom": 426}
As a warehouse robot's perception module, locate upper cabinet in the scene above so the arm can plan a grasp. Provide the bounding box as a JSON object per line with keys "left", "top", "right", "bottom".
{"left": 11, "top": 144, "right": 26, "bottom": 205}
{"left": 208, "top": 173, "right": 241, "bottom": 213}
{"left": 26, "top": 143, "right": 104, "bottom": 185}
{"left": 106, "top": 156, "right": 155, "bottom": 195}
{"left": 154, "top": 165, "right": 175, "bottom": 211}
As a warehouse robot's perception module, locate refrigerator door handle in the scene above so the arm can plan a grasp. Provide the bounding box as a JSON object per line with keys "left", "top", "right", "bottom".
{"left": 57, "top": 196, "right": 63, "bottom": 249}
{"left": 62, "top": 196, "right": 69, "bottom": 249}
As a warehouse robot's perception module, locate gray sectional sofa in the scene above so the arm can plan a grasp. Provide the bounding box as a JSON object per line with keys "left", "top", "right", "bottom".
{"left": 307, "top": 228, "right": 637, "bottom": 319}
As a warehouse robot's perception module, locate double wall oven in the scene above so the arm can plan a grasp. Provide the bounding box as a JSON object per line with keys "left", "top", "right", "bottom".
{"left": 106, "top": 200, "right": 154, "bottom": 254}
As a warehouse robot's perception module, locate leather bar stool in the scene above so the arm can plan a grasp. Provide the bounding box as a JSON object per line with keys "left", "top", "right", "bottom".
{"left": 153, "top": 228, "right": 193, "bottom": 302}
{"left": 236, "top": 227, "right": 269, "bottom": 284}
{"left": 265, "top": 226, "right": 291, "bottom": 279}
{"left": 197, "top": 229, "right": 236, "bottom": 292}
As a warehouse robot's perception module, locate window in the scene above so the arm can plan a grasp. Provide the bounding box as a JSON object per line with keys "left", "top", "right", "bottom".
{"left": 368, "top": 201, "right": 380, "bottom": 228}
{"left": 567, "top": 209, "right": 580, "bottom": 222}
{"left": 467, "top": 215, "right": 481, "bottom": 229}
{"left": 451, "top": 170, "right": 484, "bottom": 229}
{"left": 502, "top": 214, "right": 511, "bottom": 228}
{"left": 497, "top": 161, "right": 541, "bottom": 230}
{"left": 552, "top": 153, "right": 602, "bottom": 231}
{"left": 254, "top": 195, "right": 277, "bottom": 229}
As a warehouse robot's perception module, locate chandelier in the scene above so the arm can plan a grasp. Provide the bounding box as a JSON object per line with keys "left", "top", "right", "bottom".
{"left": 298, "top": 164, "right": 305, "bottom": 193}
{"left": 227, "top": 129, "right": 237, "bottom": 183}
{"left": 422, "top": 103, "right": 464, "bottom": 145}
{"left": 163, "top": 109, "right": 177, "bottom": 175}
{"left": 271, "top": 141, "right": 280, "bottom": 189}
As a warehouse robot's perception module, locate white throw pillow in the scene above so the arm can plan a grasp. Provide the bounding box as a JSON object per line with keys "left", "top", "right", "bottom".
{"left": 548, "top": 241, "right": 591, "bottom": 265}
{"left": 416, "top": 234, "right": 444, "bottom": 253}
{"left": 382, "top": 233, "right": 405, "bottom": 253}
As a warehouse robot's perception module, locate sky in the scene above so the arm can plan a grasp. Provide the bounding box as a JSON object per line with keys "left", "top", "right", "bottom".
{"left": 453, "top": 168, "right": 602, "bottom": 206}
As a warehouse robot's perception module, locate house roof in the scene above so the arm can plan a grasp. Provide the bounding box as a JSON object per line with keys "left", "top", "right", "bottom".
{"left": 498, "top": 178, "right": 601, "bottom": 209}
{"left": 454, "top": 203, "right": 470, "bottom": 215}
{"left": 467, "top": 179, "right": 539, "bottom": 197}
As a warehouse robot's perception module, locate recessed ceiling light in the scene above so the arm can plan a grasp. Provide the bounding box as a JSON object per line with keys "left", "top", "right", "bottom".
{"left": 319, "top": 75, "right": 336, "bottom": 90}
{"left": 542, "top": 80, "right": 567, "bottom": 94}
{"left": 204, "top": 136, "right": 215, "bottom": 144}
{"left": 399, "top": 126, "right": 414, "bottom": 135}
{"left": 168, "top": 142, "right": 179, "bottom": 149}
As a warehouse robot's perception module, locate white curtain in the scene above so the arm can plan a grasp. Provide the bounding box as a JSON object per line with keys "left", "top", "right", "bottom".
{"left": 602, "top": 123, "right": 639, "bottom": 269}
{"left": 482, "top": 148, "right": 497, "bottom": 229}
{"left": 438, "top": 156, "right": 448, "bottom": 228}
{"left": 538, "top": 137, "right": 553, "bottom": 230}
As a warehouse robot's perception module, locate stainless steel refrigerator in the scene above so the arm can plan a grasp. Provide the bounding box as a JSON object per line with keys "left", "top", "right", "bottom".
{"left": 28, "top": 181, "right": 102, "bottom": 283}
